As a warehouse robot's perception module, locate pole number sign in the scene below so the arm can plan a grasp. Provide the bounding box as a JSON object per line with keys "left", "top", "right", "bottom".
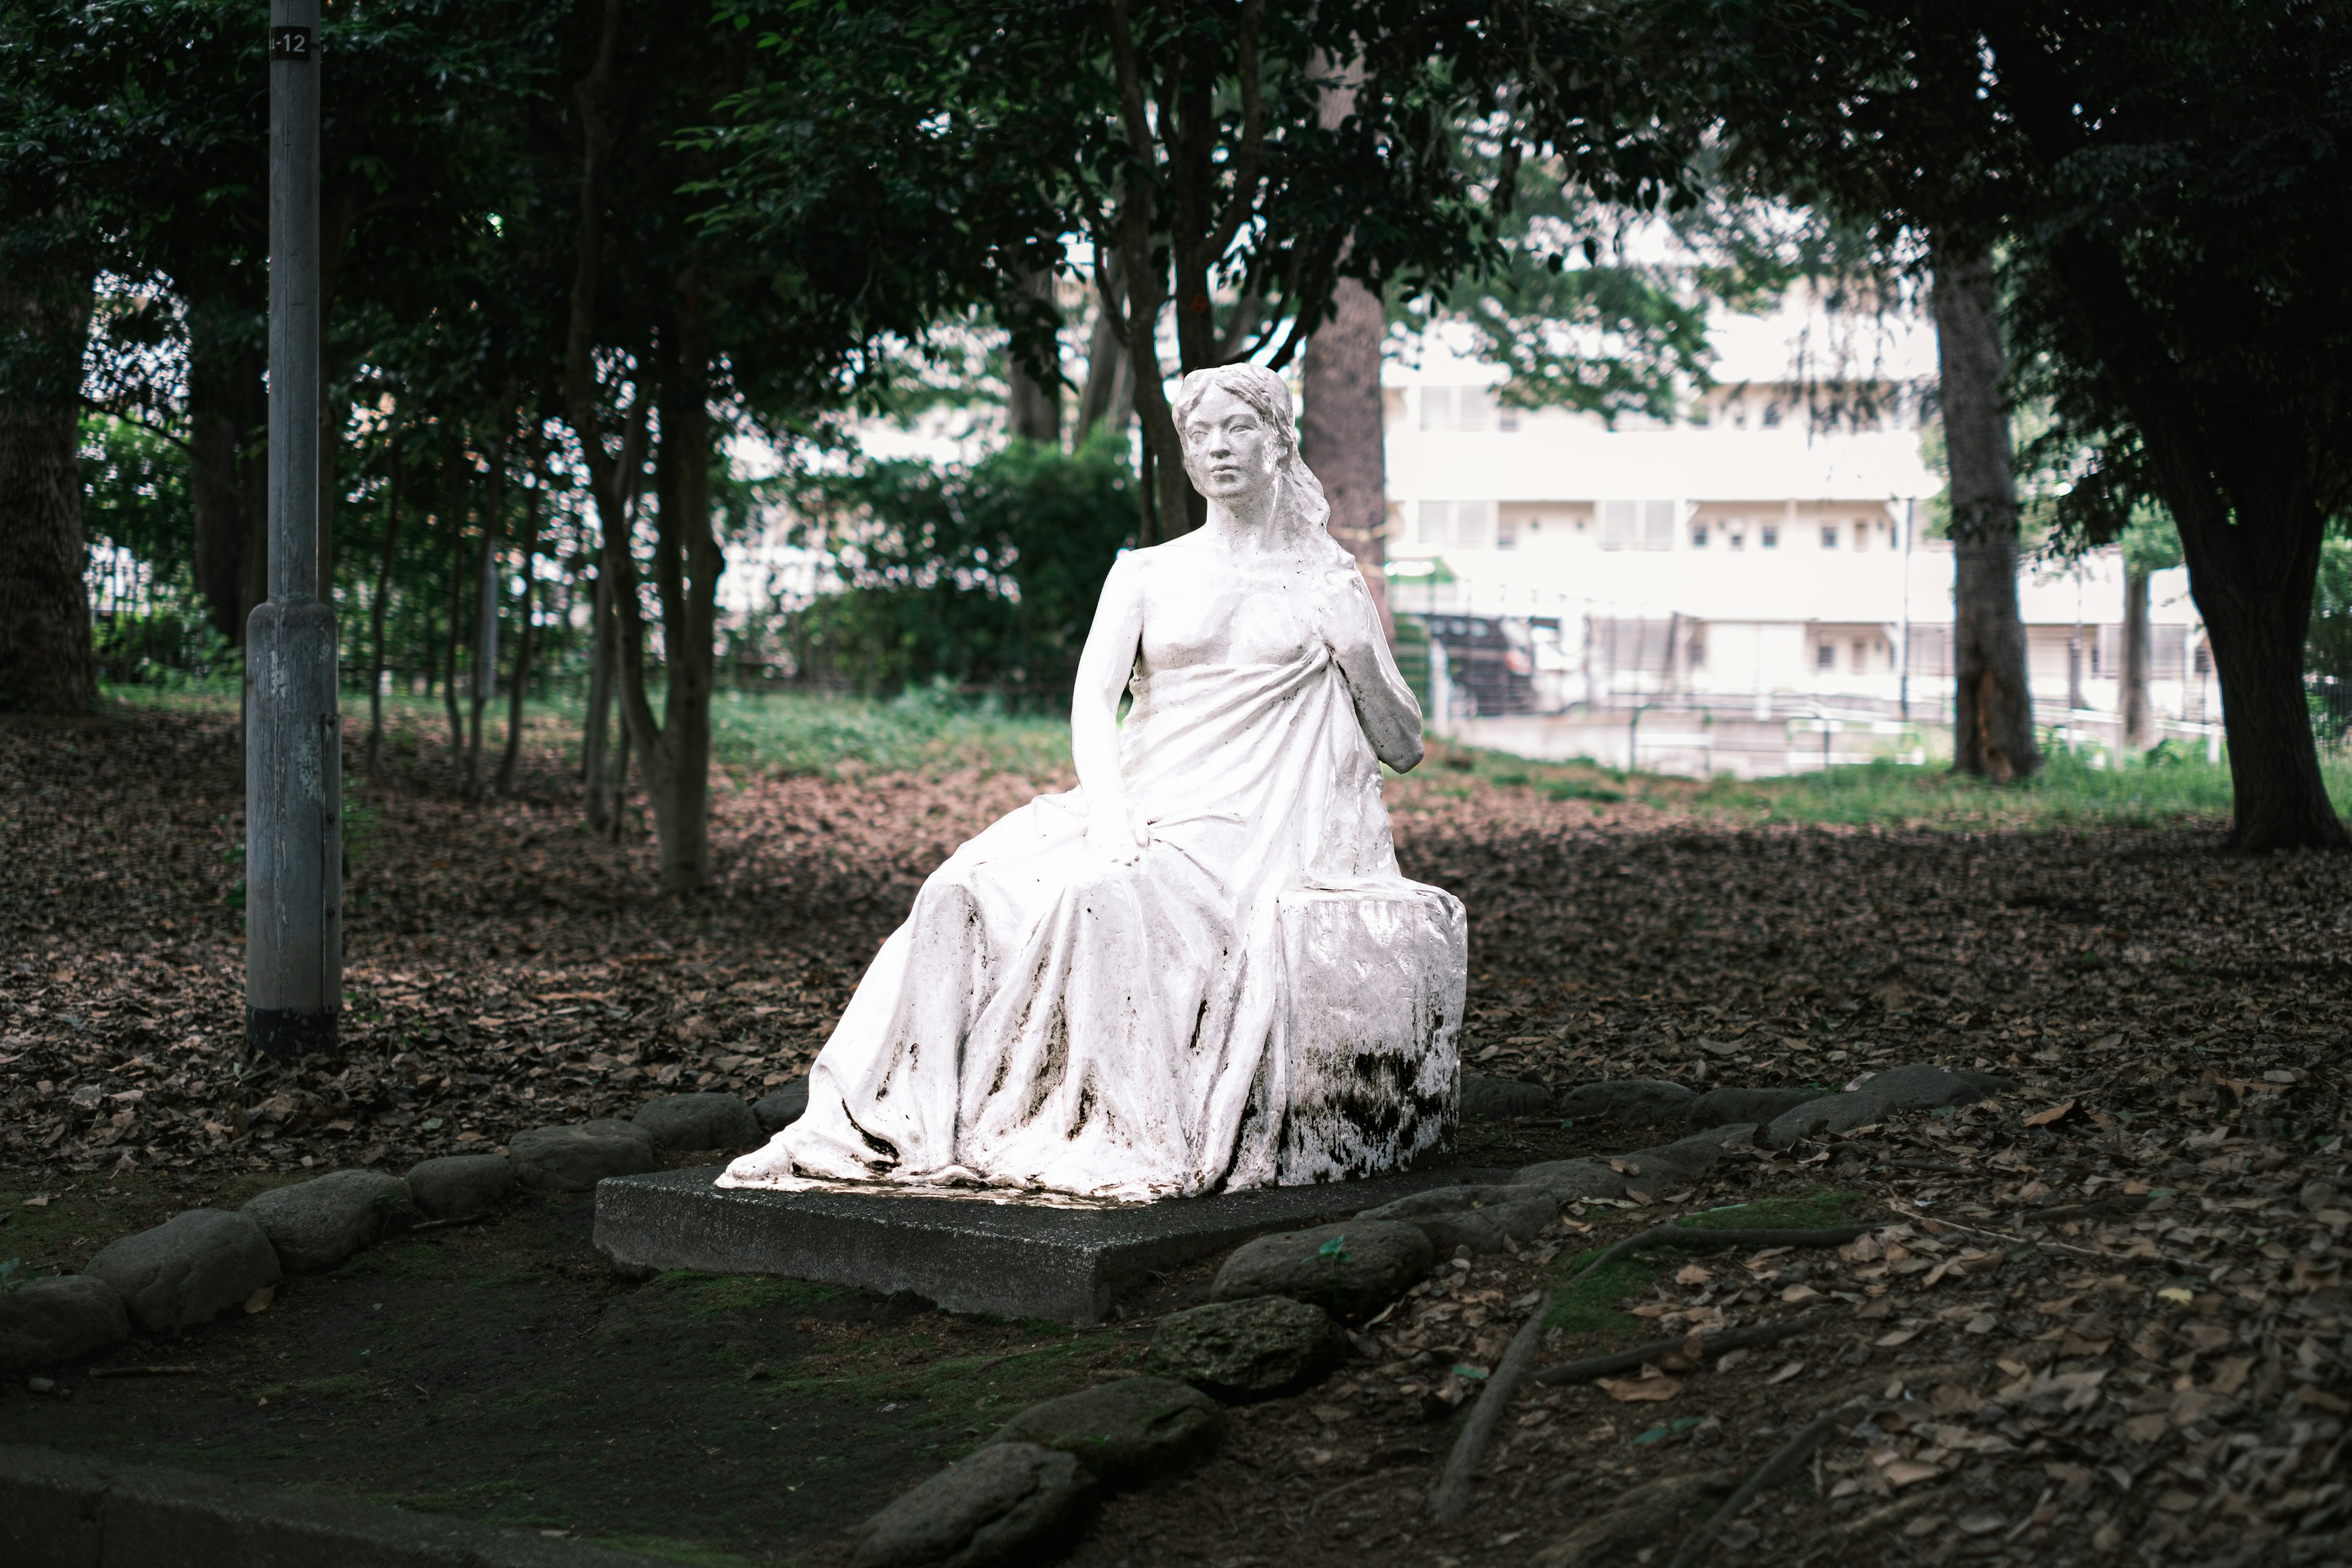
{"left": 270, "top": 26, "right": 312, "bottom": 61}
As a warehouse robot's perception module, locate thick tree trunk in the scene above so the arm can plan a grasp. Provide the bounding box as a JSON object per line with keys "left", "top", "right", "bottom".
{"left": 0, "top": 262, "right": 96, "bottom": 714}
{"left": 2120, "top": 566, "right": 2152, "bottom": 752}
{"left": 1933, "top": 249, "right": 2041, "bottom": 782}
{"left": 497, "top": 466, "right": 541, "bottom": 797}
{"left": 1007, "top": 270, "right": 1063, "bottom": 446}
{"left": 1300, "top": 276, "right": 1392, "bottom": 641}
{"left": 1076, "top": 255, "right": 1133, "bottom": 442}
{"left": 2177, "top": 499, "right": 2345, "bottom": 850}
{"left": 186, "top": 302, "right": 269, "bottom": 646}
{"left": 364, "top": 437, "right": 403, "bottom": 775}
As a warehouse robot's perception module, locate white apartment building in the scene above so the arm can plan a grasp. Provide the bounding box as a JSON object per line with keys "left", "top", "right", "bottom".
{"left": 1379, "top": 318, "right": 2214, "bottom": 766}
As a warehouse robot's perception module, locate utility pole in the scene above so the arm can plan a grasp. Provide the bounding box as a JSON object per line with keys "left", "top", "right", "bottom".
{"left": 246, "top": 0, "right": 341, "bottom": 1060}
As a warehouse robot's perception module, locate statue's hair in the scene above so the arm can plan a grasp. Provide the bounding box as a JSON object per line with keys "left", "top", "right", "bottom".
{"left": 1171, "top": 363, "right": 1332, "bottom": 533}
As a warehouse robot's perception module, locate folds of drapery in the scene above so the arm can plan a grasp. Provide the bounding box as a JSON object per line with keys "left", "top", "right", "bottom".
{"left": 719, "top": 647, "right": 1463, "bottom": 1200}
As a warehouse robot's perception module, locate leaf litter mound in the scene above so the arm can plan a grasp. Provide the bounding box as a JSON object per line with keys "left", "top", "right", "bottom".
{"left": 3, "top": 706, "right": 2350, "bottom": 1566}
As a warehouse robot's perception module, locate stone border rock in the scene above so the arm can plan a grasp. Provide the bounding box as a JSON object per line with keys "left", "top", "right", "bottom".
{"left": 7, "top": 1093, "right": 773, "bottom": 1378}
{"left": 0, "top": 1442, "right": 655, "bottom": 1566}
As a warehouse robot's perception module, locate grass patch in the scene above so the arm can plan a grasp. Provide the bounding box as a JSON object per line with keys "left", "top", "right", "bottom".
{"left": 1546, "top": 1186, "right": 1869, "bottom": 1341}
{"left": 339, "top": 1241, "right": 453, "bottom": 1281}
{"left": 116, "top": 679, "right": 2350, "bottom": 827}
{"left": 1, "top": 1170, "right": 309, "bottom": 1276}
{"left": 1423, "top": 735, "right": 2352, "bottom": 831}
{"left": 385, "top": 1479, "right": 531, "bottom": 1515}
{"left": 647, "top": 1271, "right": 854, "bottom": 1318}
{"left": 1676, "top": 1185, "right": 1871, "bottom": 1231}
{"left": 467, "top": 1267, "right": 546, "bottom": 1289}
{"left": 705, "top": 685, "right": 1069, "bottom": 780}
{"left": 103, "top": 680, "right": 1072, "bottom": 784}
{"left": 752, "top": 1333, "right": 1117, "bottom": 1434}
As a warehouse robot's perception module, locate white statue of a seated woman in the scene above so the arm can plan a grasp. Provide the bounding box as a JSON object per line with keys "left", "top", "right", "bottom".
{"left": 720, "top": 364, "right": 1466, "bottom": 1201}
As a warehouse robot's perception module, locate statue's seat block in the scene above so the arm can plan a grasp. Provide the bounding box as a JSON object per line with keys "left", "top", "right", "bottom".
{"left": 1271, "top": 883, "right": 1466, "bottom": 1183}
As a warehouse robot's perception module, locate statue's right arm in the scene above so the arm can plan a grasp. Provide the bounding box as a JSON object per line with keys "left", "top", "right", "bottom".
{"left": 1071, "top": 553, "right": 1150, "bottom": 864}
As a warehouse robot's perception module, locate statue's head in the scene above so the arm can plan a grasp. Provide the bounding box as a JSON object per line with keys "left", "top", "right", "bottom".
{"left": 1172, "top": 364, "right": 1330, "bottom": 532}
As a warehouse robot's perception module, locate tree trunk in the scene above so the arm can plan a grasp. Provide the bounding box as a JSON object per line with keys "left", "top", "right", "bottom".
{"left": 464, "top": 450, "right": 502, "bottom": 797}
{"left": 2120, "top": 565, "right": 2152, "bottom": 752}
{"left": 2177, "top": 498, "right": 2345, "bottom": 850}
{"left": 1300, "top": 276, "right": 1392, "bottom": 638}
{"left": 497, "top": 462, "right": 542, "bottom": 796}
{"left": 608, "top": 344, "right": 720, "bottom": 893}
{"left": 1933, "top": 248, "right": 2041, "bottom": 782}
{"left": 442, "top": 517, "right": 466, "bottom": 758}
{"left": 1076, "top": 255, "right": 1133, "bottom": 442}
{"left": 1298, "top": 61, "right": 1389, "bottom": 639}
{"left": 0, "top": 260, "right": 96, "bottom": 714}
{"left": 364, "top": 434, "right": 403, "bottom": 775}
{"left": 1007, "top": 270, "right": 1063, "bottom": 446}
{"left": 186, "top": 302, "right": 269, "bottom": 646}
{"left": 583, "top": 562, "right": 616, "bottom": 832}
{"left": 610, "top": 708, "right": 633, "bottom": 840}
{"left": 562, "top": 0, "right": 661, "bottom": 849}
{"left": 1112, "top": 246, "right": 1189, "bottom": 541}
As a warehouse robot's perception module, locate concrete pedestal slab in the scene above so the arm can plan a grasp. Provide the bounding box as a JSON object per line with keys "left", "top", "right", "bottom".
{"left": 592, "top": 1167, "right": 1509, "bottom": 1325}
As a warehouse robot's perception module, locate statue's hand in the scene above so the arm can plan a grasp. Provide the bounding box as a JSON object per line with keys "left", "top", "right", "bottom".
{"left": 1085, "top": 802, "right": 1149, "bottom": 866}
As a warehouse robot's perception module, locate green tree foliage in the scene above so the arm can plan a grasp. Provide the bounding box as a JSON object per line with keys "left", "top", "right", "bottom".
{"left": 784, "top": 437, "right": 1137, "bottom": 699}
{"left": 1627, "top": 0, "right": 2352, "bottom": 847}
{"left": 703, "top": 1, "right": 1687, "bottom": 536}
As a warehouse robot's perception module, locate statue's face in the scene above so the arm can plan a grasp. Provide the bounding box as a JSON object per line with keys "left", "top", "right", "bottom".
{"left": 1180, "top": 387, "right": 1282, "bottom": 507}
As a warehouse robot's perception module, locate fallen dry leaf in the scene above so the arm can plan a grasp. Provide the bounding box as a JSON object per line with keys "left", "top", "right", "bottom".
{"left": 1597, "top": 1375, "right": 1681, "bottom": 1403}
{"left": 2022, "top": 1098, "right": 2080, "bottom": 1128}
{"left": 1879, "top": 1457, "right": 1944, "bottom": 1488}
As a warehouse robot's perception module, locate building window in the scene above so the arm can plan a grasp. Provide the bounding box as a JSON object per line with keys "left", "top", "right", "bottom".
{"left": 1820, "top": 523, "right": 1839, "bottom": 549}
{"left": 1691, "top": 521, "right": 1709, "bottom": 549}
{"left": 1419, "top": 386, "right": 1515, "bottom": 432}
{"left": 1496, "top": 514, "right": 1520, "bottom": 551}
{"left": 1415, "top": 500, "right": 1497, "bottom": 549}
{"left": 1689, "top": 630, "right": 1708, "bottom": 669}
{"left": 1816, "top": 643, "right": 1836, "bottom": 671}
{"left": 1852, "top": 638, "right": 1868, "bottom": 670}
{"left": 1851, "top": 521, "right": 1868, "bottom": 552}
{"left": 1643, "top": 500, "right": 1675, "bottom": 549}
{"left": 1600, "top": 500, "right": 1633, "bottom": 549}
{"left": 1761, "top": 524, "right": 1779, "bottom": 549}
{"left": 1602, "top": 500, "right": 1678, "bottom": 550}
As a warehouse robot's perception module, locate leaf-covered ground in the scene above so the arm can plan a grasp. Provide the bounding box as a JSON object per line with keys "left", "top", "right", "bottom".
{"left": 4, "top": 705, "right": 2350, "bottom": 1566}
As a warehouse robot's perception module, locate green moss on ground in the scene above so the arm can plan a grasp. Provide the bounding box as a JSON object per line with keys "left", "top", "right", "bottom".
{"left": 1545, "top": 1186, "right": 1869, "bottom": 1341}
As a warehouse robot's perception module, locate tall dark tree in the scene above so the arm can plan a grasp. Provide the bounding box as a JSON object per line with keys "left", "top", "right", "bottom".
{"left": 0, "top": 256, "right": 96, "bottom": 714}
{"left": 1645, "top": 0, "right": 2352, "bottom": 846}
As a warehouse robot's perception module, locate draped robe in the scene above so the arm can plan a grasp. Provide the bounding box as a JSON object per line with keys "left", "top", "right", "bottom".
{"left": 720, "top": 602, "right": 1463, "bottom": 1200}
